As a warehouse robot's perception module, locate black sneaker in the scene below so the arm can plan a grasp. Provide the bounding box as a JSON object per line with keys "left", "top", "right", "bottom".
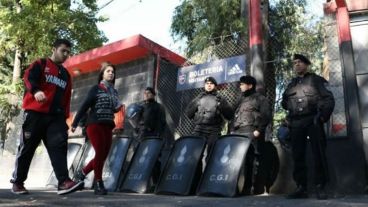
{"left": 94, "top": 180, "right": 107, "bottom": 195}
{"left": 287, "top": 185, "right": 308, "bottom": 199}
{"left": 11, "top": 183, "right": 29, "bottom": 195}
{"left": 57, "top": 179, "right": 84, "bottom": 195}
{"left": 75, "top": 170, "right": 86, "bottom": 181}
{"left": 316, "top": 185, "right": 328, "bottom": 200}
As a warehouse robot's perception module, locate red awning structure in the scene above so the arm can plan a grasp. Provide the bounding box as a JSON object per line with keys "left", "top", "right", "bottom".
{"left": 64, "top": 34, "right": 186, "bottom": 76}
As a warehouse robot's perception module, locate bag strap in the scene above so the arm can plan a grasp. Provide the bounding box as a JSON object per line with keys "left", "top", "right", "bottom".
{"left": 40, "top": 58, "right": 47, "bottom": 70}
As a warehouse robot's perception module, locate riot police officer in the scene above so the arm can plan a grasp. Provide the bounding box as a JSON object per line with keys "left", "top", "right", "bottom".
{"left": 230, "top": 75, "right": 272, "bottom": 195}
{"left": 185, "top": 77, "right": 232, "bottom": 192}
{"left": 282, "top": 54, "right": 335, "bottom": 199}
{"left": 186, "top": 77, "right": 233, "bottom": 155}
{"left": 138, "top": 87, "right": 166, "bottom": 139}
{"left": 130, "top": 87, "right": 168, "bottom": 190}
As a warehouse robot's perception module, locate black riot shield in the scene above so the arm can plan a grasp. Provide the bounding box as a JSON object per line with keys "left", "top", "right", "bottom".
{"left": 120, "top": 137, "right": 163, "bottom": 193}
{"left": 101, "top": 136, "right": 131, "bottom": 191}
{"left": 46, "top": 142, "right": 82, "bottom": 187}
{"left": 197, "top": 134, "right": 251, "bottom": 197}
{"left": 75, "top": 141, "right": 96, "bottom": 188}
{"left": 155, "top": 136, "right": 206, "bottom": 195}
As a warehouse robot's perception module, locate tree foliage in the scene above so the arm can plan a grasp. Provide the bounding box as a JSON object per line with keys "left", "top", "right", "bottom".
{"left": 268, "top": 0, "right": 324, "bottom": 111}
{"left": 0, "top": 77, "right": 22, "bottom": 147}
{"left": 0, "top": 0, "right": 108, "bottom": 145}
{"left": 0, "top": 0, "right": 108, "bottom": 63}
{"left": 170, "top": 0, "right": 325, "bottom": 128}
{"left": 171, "top": 0, "right": 246, "bottom": 57}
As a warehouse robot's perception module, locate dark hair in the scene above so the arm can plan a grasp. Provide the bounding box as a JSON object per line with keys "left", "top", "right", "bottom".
{"left": 145, "top": 87, "right": 156, "bottom": 95}
{"left": 97, "top": 62, "right": 116, "bottom": 84}
{"left": 53, "top": 39, "right": 72, "bottom": 48}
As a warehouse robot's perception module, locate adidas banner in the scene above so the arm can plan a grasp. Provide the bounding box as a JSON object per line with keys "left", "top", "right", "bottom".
{"left": 176, "top": 55, "right": 246, "bottom": 91}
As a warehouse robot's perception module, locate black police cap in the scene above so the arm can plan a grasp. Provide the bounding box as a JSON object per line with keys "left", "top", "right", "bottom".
{"left": 293, "top": 54, "right": 311, "bottom": 65}
{"left": 204, "top": 76, "right": 218, "bottom": 86}
{"left": 239, "top": 75, "right": 257, "bottom": 86}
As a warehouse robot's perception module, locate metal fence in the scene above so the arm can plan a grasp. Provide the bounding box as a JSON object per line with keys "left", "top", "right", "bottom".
{"left": 157, "top": 38, "right": 248, "bottom": 138}
{"left": 157, "top": 0, "right": 346, "bottom": 138}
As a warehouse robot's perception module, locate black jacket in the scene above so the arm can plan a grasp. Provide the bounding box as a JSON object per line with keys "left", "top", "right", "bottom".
{"left": 72, "top": 84, "right": 119, "bottom": 128}
{"left": 138, "top": 99, "right": 166, "bottom": 136}
{"left": 232, "top": 90, "right": 271, "bottom": 133}
{"left": 282, "top": 72, "right": 335, "bottom": 123}
{"left": 186, "top": 91, "right": 233, "bottom": 129}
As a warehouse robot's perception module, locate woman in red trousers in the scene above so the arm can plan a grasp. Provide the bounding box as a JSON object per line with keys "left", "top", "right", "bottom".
{"left": 71, "top": 62, "right": 122, "bottom": 195}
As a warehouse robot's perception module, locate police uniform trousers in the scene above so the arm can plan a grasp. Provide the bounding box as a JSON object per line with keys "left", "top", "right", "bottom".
{"left": 191, "top": 126, "right": 221, "bottom": 193}
{"left": 233, "top": 127, "right": 267, "bottom": 195}
{"left": 289, "top": 116, "right": 329, "bottom": 188}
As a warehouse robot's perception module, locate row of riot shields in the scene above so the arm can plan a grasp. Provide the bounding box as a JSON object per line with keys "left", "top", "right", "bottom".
{"left": 47, "top": 134, "right": 255, "bottom": 197}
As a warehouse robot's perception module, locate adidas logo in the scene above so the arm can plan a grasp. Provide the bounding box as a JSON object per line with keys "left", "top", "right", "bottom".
{"left": 228, "top": 64, "right": 243, "bottom": 75}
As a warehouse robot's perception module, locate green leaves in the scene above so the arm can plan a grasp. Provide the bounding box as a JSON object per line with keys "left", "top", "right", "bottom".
{"left": 269, "top": 0, "right": 324, "bottom": 127}
{"left": 0, "top": 0, "right": 107, "bottom": 64}
{"left": 171, "top": 0, "right": 246, "bottom": 57}
{"left": 0, "top": 0, "right": 108, "bottom": 143}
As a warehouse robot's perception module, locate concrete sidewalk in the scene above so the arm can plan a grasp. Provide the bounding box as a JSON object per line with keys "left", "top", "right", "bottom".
{"left": 0, "top": 188, "right": 367, "bottom": 207}
{"left": 0, "top": 151, "right": 53, "bottom": 189}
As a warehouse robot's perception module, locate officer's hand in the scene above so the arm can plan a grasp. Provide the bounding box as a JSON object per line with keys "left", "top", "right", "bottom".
{"left": 113, "top": 128, "right": 124, "bottom": 134}
{"left": 253, "top": 130, "right": 260, "bottom": 138}
{"left": 34, "top": 91, "right": 47, "bottom": 103}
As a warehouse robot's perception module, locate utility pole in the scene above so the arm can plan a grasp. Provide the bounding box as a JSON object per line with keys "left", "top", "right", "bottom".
{"left": 248, "top": 0, "right": 264, "bottom": 94}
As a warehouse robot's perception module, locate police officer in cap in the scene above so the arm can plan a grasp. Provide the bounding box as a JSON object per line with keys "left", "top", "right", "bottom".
{"left": 282, "top": 54, "right": 335, "bottom": 199}
{"left": 186, "top": 77, "right": 233, "bottom": 162}
{"left": 230, "top": 75, "right": 272, "bottom": 195}
{"left": 135, "top": 87, "right": 168, "bottom": 189}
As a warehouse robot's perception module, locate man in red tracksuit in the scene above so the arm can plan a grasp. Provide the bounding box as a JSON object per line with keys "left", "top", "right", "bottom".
{"left": 10, "top": 39, "right": 84, "bottom": 195}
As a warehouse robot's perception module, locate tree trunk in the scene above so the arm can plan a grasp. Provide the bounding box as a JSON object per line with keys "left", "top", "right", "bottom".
{"left": 12, "top": 0, "right": 23, "bottom": 83}
{"left": 12, "top": 49, "right": 22, "bottom": 83}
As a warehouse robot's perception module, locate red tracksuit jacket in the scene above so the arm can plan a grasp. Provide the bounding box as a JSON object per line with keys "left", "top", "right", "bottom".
{"left": 22, "top": 58, "right": 72, "bottom": 118}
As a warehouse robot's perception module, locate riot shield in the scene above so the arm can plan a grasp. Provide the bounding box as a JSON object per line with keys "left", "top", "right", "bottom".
{"left": 46, "top": 142, "right": 82, "bottom": 187}
{"left": 197, "top": 134, "right": 251, "bottom": 197}
{"left": 74, "top": 141, "right": 95, "bottom": 189}
{"left": 101, "top": 136, "right": 131, "bottom": 191}
{"left": 155, "top": 136, "right": 206, "bottom": 195}
{"left": 120, "top": 137, "right": 163, "bottom": 193}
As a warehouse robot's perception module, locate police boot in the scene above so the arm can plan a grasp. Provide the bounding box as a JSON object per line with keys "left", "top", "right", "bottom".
{"left": 241, "top": 187, "right": 252, "bottom": 196}
{"left": 316, "top": 185, "right": 328, "bottom": 200}
{"left": 286, "top": 185, "right": 308, "bottom": 199}
{"left": 94, "top": 180, "right": 107, "bottom": 195}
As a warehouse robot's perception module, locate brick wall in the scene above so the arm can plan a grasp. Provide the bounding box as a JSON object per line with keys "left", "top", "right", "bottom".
{"left": 70, "top": 55, "right": 156, "bottom": 137}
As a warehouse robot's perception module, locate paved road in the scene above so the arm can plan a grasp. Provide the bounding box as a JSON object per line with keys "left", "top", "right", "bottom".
{"left": 1, "top": 188, "right": 367, "bottom": 207}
